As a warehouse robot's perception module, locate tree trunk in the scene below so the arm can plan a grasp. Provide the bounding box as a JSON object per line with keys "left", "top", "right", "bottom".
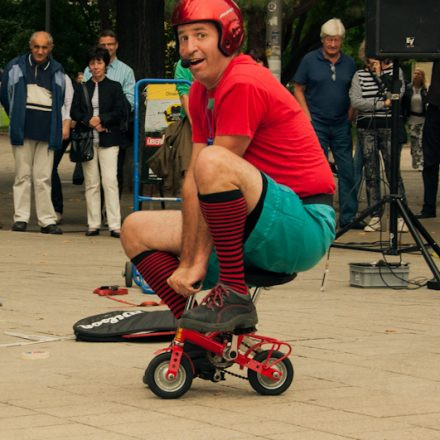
{"left": 97, "top": 0, "right": 114, "bottom": 32}
{"left": 116, "top": 0, "right": 165, "bottom": 80}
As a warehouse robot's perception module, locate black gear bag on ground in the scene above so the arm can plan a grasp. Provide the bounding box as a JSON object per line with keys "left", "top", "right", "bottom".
{"left": 73, "top": 309, "right": 177, "bottom": 342}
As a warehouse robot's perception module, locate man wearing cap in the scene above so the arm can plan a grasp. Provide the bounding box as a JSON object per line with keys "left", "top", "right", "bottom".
{"left": 121, "top": 0, "right": 335, "bottom": 335}
{"left": 294, "top": 19, "right": 357, "bottom": 229}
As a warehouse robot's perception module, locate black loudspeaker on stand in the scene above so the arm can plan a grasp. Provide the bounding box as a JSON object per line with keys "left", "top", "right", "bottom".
{"left": 365, "top": 0, "right": 440, "bottom": 60}
{"left": 334, "top": 0, "right": 440, "bottom": 289}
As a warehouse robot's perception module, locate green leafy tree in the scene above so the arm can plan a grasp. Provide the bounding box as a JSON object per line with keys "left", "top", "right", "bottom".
{"left": 239, "top": 0, "right": 365, "bottom": 85}
{"left": 164, "top": 0, "right": 365, "bottom": 85}
{"left": 0, "top": 0, "right": 100, "bottom": 76}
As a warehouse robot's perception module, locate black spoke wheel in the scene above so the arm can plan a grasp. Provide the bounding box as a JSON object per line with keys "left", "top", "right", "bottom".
{"left": 248, "top": 350, "right": 294, "bottom": 395}
{"left": 144, "top": 352, "right": 193, "bottom": 399}
{"left": 124, "top": 261, "right": 133, "bottom": 287}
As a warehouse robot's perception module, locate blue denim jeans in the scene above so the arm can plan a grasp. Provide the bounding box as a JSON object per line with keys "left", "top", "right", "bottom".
{"left": 312, "top": 119, "right": 358, "bottom": 226}
{"left": 353, "top": 138, "right": 364, "bottom": 196}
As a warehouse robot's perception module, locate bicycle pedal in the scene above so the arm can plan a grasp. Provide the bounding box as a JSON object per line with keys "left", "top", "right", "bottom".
{"left": 233, "top": 326, "right": 257, "bottom": 335}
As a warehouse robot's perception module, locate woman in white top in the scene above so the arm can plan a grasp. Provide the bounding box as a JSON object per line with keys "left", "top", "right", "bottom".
{"left": 405, "top": 68, "right": 428, "bottom": 170}
{"left": 71, "top": 46, "right": 125, "bottom": 237}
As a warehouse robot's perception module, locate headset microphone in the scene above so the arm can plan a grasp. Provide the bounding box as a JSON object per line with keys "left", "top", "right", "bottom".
{"left": 181, "top": 58, "right": 191, "bottom": 68}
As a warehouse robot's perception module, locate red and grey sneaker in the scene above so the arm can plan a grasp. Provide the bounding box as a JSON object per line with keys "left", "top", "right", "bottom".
{"left": 179, "top": 284, "right": 257, "bottom": 333}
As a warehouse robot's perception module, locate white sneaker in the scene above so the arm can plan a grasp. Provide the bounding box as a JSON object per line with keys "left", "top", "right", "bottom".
{"left": 364, "top": 216, "right": 381, "bottom": 232}
{"left": 397, "top": 217, "right": 408, "bottom": 233}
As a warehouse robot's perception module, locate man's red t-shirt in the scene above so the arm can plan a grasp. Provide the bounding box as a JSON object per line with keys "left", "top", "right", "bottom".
{"left": 189, "top": 54, "right": 335, "bottom": 198}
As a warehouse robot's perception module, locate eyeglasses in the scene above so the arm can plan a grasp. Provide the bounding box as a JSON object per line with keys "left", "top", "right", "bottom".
{"left": 32, "top": 45, "right": 50, "bottom": 50}
{"left": 330, "top": 64, "right": 336, "bottom": 81}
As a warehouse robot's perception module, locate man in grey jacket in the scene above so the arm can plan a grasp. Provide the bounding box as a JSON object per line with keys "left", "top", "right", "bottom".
{"left": 0, "top": 31, "right": 64, "bottom": 234}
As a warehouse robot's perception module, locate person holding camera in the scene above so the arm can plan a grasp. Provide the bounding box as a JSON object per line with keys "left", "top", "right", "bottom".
{"left": 349, "top": 52, "right": 407, "bottom": 232}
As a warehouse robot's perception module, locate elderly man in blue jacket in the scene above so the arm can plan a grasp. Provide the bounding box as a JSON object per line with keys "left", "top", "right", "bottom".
{"left": 0, "top": 31, "right": 65, "bottom": 234}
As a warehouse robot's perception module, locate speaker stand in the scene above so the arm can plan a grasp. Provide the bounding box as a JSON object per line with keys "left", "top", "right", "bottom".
{"left": 333, "top": 60, "right": 440, "bottom": 289}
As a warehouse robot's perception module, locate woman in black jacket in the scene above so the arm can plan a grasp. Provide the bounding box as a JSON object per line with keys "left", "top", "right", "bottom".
{"left": 71, "top": 46, "right": 125, "bottom": 237}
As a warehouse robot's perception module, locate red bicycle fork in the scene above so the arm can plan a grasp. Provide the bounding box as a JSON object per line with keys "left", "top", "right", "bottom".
{"left": 157, "top": 327, "right": 292, "bottom": 382}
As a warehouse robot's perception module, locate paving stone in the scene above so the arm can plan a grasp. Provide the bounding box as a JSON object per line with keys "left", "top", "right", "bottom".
{"left": 1, "top": 135, "right": 440, "bottom": 439}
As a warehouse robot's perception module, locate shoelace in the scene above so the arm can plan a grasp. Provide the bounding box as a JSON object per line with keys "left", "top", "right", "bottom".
{"left": 201, "top": 284, "right": 231, "bottom": 310}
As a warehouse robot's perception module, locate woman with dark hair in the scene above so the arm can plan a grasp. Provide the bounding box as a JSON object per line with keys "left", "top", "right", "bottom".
{"left": 71, "top": 46, "right": 125, "bottom": 237}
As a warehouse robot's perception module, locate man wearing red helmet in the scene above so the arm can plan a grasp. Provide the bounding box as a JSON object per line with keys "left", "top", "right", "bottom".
{"left": 121, "top": 0, "right": 335, "bottom": 333}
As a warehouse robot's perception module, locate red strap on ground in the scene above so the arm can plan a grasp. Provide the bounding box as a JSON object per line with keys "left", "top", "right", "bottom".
{"left": 93, "top": 286, "right": 165, "bottom": 307}
{"left": 93, "top": 286, "right": 129, "bottom": 296}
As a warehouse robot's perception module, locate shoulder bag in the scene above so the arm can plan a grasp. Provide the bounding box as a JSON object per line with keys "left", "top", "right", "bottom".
{"left": 70, "top": 84, "right": 95, "bottom": 163}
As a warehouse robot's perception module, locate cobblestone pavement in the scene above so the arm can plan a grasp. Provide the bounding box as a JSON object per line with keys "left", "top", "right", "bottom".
{"left": 1, "top": 133, "right": 440, "bottom": 440}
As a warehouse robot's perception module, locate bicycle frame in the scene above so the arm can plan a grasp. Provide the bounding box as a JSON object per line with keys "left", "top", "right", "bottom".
{"left": 155, "top": 326, "right": 292, "bottom": 382}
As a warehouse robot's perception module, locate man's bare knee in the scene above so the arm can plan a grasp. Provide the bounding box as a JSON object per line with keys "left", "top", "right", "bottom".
{"left": 195, "top": 146, "right": 238, "bottom": 191}
{"left": 120, "top": 212, "right": 147, "bottom": 258}
{"left": 194, "top": 146, "right": 261, "bottom": 203}
{"left": 195, "top": 146, "right": 229, "bottom": 176}
{"left": 121, "top": 210, "right": 183, "bottom": 259}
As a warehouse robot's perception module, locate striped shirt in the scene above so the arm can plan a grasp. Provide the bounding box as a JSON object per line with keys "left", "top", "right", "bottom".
{"left": 24, "top": 55, "right": 53, "bottom": 142}
{"left": 350, "top": 66, "right": 405, "bottom": 128}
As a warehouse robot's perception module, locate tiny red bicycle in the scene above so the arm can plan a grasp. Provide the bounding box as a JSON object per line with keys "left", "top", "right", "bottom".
{"left": 144, "top": 269, "right": 296, "bottom": 399}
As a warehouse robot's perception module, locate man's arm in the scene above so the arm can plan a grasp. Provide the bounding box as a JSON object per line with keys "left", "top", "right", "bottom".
{"left": 180, "top": 94, "right": 192, "bottom": 125}
{"left": 62, "top": 75, "right": 74, "bottom": 140}
{"left": 167, "top": 134, "right": 251, "bottom": 295}
{"left": 174, "top": 60, "right": 193, "bottom": 124}
{"left": 82, "top": 67, "right": 91, "bottom": 82}
{"left": 348, "top": 105, "right": 354, "bottom": 122}
{"left": 122, "top": 66, "right": 135, "bottom": 110}
{"left": 293, "top": 83, "right": 312, "bottom": 120}
{"left": 167, "top": 142, "right": 212, "bottom": 296}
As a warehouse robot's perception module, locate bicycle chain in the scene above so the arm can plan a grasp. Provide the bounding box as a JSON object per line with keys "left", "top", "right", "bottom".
{"left": 210, "top": 339, "right": 257, "bottom": 381}
{"left": 223, "top": 368, "right": 248, "bottom": 381}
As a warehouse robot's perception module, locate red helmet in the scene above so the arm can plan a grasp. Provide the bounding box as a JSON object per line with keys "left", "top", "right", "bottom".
{"left": 172, "top": 0, "right": 244, "bottom": 57}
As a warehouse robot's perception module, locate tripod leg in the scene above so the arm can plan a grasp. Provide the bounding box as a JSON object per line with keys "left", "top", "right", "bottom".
{"left": 335, "top": 198, "right": 385, "bottom": 238}
{"left": 398, "top": 200, "right": 440, "bottom": 256}
{"left": 396, "top": 199, "right": 440, "bottom": 283}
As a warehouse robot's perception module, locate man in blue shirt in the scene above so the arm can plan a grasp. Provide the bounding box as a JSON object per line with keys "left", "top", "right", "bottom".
{"left": 84, "top": 30, "right": 136, "bottom": 195}
{"left": 294, "top": 18, "right": 357, "bottom": 229}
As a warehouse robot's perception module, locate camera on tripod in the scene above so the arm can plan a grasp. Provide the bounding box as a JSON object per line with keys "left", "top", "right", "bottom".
{"left": 376, "top": 71, "right": 393, "bottom": 100}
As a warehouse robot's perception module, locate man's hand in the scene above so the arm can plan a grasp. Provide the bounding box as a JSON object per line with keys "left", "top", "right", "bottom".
{"left": 167, "top": 264, "right": 206, "bottom": 297}
{"left": 62, "top": 120, "right": 71, "bottom": 140}
{"left": 89, "top": 116, "right": 101, "bottom": 129}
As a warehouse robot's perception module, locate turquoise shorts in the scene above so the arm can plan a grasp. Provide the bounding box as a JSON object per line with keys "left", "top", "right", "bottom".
{"left": 203, "top": 174, "right": 336, "bottom": 288}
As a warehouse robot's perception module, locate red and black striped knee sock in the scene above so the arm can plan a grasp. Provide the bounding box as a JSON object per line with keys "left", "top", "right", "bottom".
{"left": 199, "top": 190, "right": 248, "bottom": 295}
{"left": 131, "top": 250, "right": 187, "bottom": 318}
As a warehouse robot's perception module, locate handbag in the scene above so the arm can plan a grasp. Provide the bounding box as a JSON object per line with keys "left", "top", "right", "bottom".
{"left": 70, "top": 84, "right": 94, "bottom": 163}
